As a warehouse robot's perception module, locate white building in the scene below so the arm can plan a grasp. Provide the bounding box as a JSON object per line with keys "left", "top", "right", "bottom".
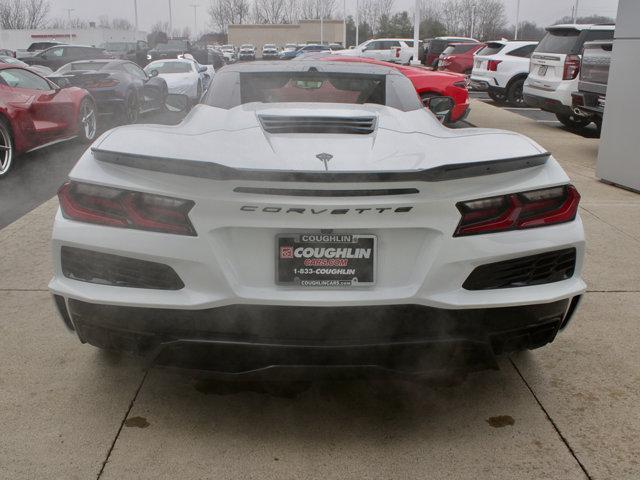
{"left": 0, "top": 27, "right": 147, "bottom": 50}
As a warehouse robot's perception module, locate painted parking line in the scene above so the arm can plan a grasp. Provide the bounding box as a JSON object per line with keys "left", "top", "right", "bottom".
{"left": 536, "top": 120, "right": 562, "bottom": 123}
{"left": 504, "top": 107, "right": 538, "bottom": 111}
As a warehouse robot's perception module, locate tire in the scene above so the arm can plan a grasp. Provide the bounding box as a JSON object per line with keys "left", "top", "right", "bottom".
{"left": 0, "top": 117, "right": 14, "bottom": 178}
{"left": 555, "top": 112, "right": 591, "bottom": 130}
{"left": 196, "top": 81, "right": 203, "bottom": 100}
{"left": 506, "top": 78, "right": 526, "bottom": 107}
{"left": 122, "top": 92, "right": 140, "bottom": 124}
{"left": 77, "top": 97, "right": 97, "bottom": 143}
{"left": 488, "top": 90, "right": 507, "bottom": 104}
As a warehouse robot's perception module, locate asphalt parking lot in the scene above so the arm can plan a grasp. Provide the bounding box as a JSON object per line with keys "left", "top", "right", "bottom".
{"left": 469, "top": 91, "right": 601, "bottom": 138}
{"left": 1, "top": 100, "right": 639, "bottom": 479}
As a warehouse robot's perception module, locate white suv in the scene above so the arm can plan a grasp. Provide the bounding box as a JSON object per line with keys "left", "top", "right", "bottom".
{"left": 524, "top": 24, "right": 614, "bottom": 128}
{"left": 470, "top": 41, "right": 538, "bottom": 106}
{"left": 335, "top": 38, "right": 422, "bottom": 64}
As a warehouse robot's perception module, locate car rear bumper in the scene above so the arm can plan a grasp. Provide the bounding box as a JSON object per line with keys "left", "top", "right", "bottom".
{"left": 54, "top": 296, "right": 579, "bottom": 377}
{"left": 523, "top": 93, "right": 573, "bottom": 116}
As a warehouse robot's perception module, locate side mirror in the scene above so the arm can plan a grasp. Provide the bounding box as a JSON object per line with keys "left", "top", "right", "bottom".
{"left": 424, "top": 96, "right": 455, "bottom": 123}
{"left": 148, "top": 69, "right": 159, "bottom": 78}
{"left": 165, "top": 93, "right": 189, "bottom": 112}
{"left": 198, "top": 65, "right": 207, "bottom": 73}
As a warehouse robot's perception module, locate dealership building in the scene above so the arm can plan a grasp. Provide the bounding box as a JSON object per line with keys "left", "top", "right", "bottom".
{"left": 0, "top": 27, "right": 146, "bottom": 51}
{"left": 228, "top": 19, "right": 345, "bottom": 49}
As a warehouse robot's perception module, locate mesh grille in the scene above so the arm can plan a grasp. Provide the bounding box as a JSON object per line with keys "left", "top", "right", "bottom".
{"left": 259, "top": 115, "right": 376, "bottom": 134}
{"left": 61, "top": 247, "right": 184, "bottom": 290}
{"left": 463, "top": 248, "right": 576, "bottom": 290}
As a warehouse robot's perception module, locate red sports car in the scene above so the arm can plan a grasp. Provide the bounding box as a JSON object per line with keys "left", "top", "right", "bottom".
{"left": 0, "top": 63, "right": 97, "bottom": 177}
{"left": 323, "top": 56, "right": 470, "bottom": 124}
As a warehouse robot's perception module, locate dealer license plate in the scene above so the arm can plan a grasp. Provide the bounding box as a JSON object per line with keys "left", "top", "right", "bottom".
{"left": 277, "top": 233, "right": 376, "bottom": 287}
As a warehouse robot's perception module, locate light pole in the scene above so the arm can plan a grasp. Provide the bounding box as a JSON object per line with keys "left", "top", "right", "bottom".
{"left": 573, "top": 0, "right": 580, "bottom": 22}
{"left": 411, "top": 0, "right": 420, "bottom": 65}
{"left": 342, "top": 0, "right": 346, "bottom": 47}
{"left": 168, "top": 0, "right": 173, "bottom": 37}
{"left": 514, "top": 0, "right": 520, "bottom": 40}
{"left": 190, "top": 4, "right": 200, "bottom": 39}
{"left": 133, "top": 0, "right": 139, "bottom": 33}
{"left": 355, "top": 0, "right": 359, "bottom": 46}
{"left": 319, "top": 0, "right": 324, "bottom": 45}
{"left": 65, "top": 8, "right": 75, "bottom": 44}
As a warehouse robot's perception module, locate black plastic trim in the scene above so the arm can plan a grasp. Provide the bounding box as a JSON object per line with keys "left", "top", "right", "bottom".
{"left": 92, "top": 148, "right": 549, "bottom": 183}
{"left": 61, "top": 246, "right": 185, "bottom": 290}
{"left": 233, "top": 187, "right": 419, "bottom": 196}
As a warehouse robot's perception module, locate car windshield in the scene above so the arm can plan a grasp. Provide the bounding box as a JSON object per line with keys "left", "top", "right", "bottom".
{"left": 62, "top": 62, "right": 108, "bottom": 72}
{"left": 0, "top": 56, "right": 26, "bottom": 66}
{"left": 238, "top": 72, "right": 385, "bottom": 105}
{"left": 156, "top": 42, "right": 186, "bottom": 51}
{"left": 146, "top": 61, "right": 192, "bottom": 73}
{"left": 103, "top": 42, "right": 134, "bottom": 52}
{"left": 536, "top": 29, "right": 580, "bottom": 53}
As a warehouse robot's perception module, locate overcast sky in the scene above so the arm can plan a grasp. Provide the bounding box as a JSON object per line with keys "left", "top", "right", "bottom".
{"left": 51, "top": 0, "right": 620, "bottom": 34}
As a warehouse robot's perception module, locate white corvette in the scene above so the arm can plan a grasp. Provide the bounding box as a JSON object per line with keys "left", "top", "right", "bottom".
{"left": 144, "top": 58, "right": 204, "bottom": 104}
{"left": 50, "top": 61, "right": 585, "bottom": 378}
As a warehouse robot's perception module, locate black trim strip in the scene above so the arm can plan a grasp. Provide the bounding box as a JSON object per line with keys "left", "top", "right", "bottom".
{"left": 92, "top": 148, "right": 549, "bottom": 183}
{"left": 233, "top": 187, "right": 419, "bottom": 196}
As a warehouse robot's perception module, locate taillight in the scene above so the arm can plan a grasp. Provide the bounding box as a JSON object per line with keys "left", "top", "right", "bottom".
{"left": 454, "top": 185, "right": 580, "bottom": 237}
{"left": 58, "top": 181, "right": 196, "bottom": 236}
{"left": 487, "top": 60, "right": 502, "bottom": 71}
{"left": 563, "top": 54, "right": 581, "bottom": 80}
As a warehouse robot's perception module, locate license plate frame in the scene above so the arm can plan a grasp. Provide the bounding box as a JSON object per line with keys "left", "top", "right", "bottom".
{"left": 538, "top": 65, "right": 548, "bottom": 76}
{"left": 276, "top": 233, "right": 377, "bottom": 287}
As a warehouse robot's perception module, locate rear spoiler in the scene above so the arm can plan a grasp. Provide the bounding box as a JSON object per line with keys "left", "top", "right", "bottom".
{"left": 92, "top": 148, "right": 549, "bottom": 183}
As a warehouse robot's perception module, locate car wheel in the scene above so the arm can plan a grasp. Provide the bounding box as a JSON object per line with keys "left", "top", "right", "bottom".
{"left": 506, "top": 78, "right": 526, "bottom": 107}
{"left": 123, "top": 93, "right": 140, "bottom": 124}
{"left": 77, "top": 97, "right": 97, "bottom": 143}
{"left": 555, "top": 112, "right": 591, "bottom": 130}
{"left": 0, "top": 117, "right": 14, "bottom": 178}
{"left": 488, "top": 90, "right": 507, "bottom": 104}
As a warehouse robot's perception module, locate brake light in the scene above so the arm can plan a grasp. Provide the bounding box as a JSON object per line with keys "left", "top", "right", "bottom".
{"left": 487, "top": 60, "right": 502, "bottom": 71}
{"left": 58, "top": 181, "right": 196, "bottom": 236}
{"left": 454, "top": 185, "right": 580, "bottom": 237}
{"left": 563, "top": 54, "right": 581, "bottom": 80}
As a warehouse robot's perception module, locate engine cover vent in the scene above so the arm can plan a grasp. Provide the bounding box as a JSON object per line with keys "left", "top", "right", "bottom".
{"left": 258, "top": 115, "right": 376, "bottom": 134}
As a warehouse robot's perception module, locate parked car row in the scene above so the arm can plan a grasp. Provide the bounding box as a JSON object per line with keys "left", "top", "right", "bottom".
{"left": 0, "top": 39, "right": 220, "bottom": 177}
{"left": 432, "top": 23, "right": 614, "bottom": 130}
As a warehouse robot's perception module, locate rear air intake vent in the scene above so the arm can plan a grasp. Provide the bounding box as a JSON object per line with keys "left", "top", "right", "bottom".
{"left": 463, "top": 248, "right": 576, "bottom": 290}
{"left": 259, "top": 115, "right": 376, "bottom": 134}
{"left": 61, "top": 247, "right": 184, "bottom": 290}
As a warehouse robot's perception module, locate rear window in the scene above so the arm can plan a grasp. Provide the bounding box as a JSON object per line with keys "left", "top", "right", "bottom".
{"left": 441, "top": 46, "right": 455, "bottom": 56}
{"left": 536, "top": 29, "right": 580, "bottom": 54}
{"left": 477, "top": 43, "right": 505, "bottom": 56}
{"left": 429, "top": 40, "right": 448, "bottom": 54}
{"left": 452, "top": 44, "right": 479, "bottom": 54}
{"left": 507, "top": 44, "right": 537, "bottom": 58}
{"left": 60, "top": 62, "right": 107, "bottom": 72}
{"left": 238, "top": 72, "right": 386, "bottom": 106}
{"left": 145, "top": 61, "right": 192, "bottom": 74}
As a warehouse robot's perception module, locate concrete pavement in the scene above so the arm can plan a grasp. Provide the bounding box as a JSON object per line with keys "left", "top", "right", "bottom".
{"left": 1, "top": 100, "right": 638, "bottom": 479}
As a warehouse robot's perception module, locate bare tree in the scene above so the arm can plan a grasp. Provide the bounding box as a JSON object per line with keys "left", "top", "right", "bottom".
{"left": 209, "top": 0, "right": 251, "bottom": 32}
{"left": 357, "top": 0, "right": 394, "bottom": 34}
{"left": 0, "top": 0, "right": 50, "bottom": 29}
{"left": 254, "top": 0, "right": 287, "bottom": 23}
{"left": 298, "top": 0, "right": 337, "bottom": 20}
